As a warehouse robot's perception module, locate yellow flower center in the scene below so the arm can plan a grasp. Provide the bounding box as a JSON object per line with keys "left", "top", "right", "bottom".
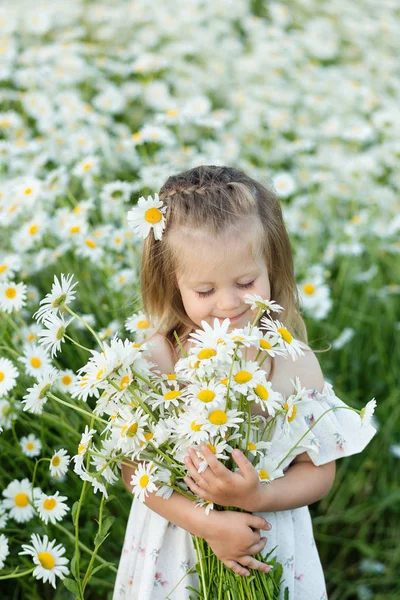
{"left": 78, "top": 443, "right": 86, "bottom": 455}
{"left": 0, "top": 372, "right": 4, "bottom": 382}
{"left": 209, "top": 410, "right": 227, "bottom": 425}
{"left": 259, "top": 339, "right": 272, "bottom": 350}
{"left": 144, "top": 208, "right": 162, "bottom": 224}
{"left": 15, "top": 492, "right": 29, "bottom": 507}
{"left": 164, "top": 390, "right": 181, "bottom": 401}
{"left": 139, "top": 474, "right": 149, "bottom": 488}
{"left": 167, "top": 373, "right": 176, "bottom": 380}
{"left": 62, "top": 375, "right": 72, "bottom": 385}
{"left": 254, "top": 384, "right": 269, "bottom": 401}
{"left": 85, "top": 239, "right": 96, "bottom": 248}
{"left": 207, "top": 443, "right": 216, "bottom": 454}
{"left": 190, "top": 420, "right": 202, "bottom": 431}
{"left": 234, "top": 370, "right": 252, "bottom": 384}
{"left": 198, "top": 348, "right": 217, "bottom": 360}
{"left": 0, "top": 264, "right": 7, "bottom": 273}
{"left": 259, "top": 469, "right": 270, "bottom": 480}
{"left": 38, "top": 552, "right": 55, "bottom": 570}
{"left": 247, "top": 442, "right": 257, "bottom": 451}
{"left": 137, "top": 319, "right": 149, "bottom": 329}
{"left": 26, "top": 442, "right": 35, "bottom": 450}
{"left": 43, "top": 498, "right": 57, "bottom": 510}
{"left": 31, "top": 357, "right": 41, "bottom": 368}
{"left": 29, "top": 224, "right": 38, "bottom": 235}
{"left": 83, "top": 162, "right": 92, "bottom": 171}
{"left": 69, "top": 226, "right": 81, "bottom": 233}
{"left": 120, "top": 375, "right": 130, "bottom": 389}
{"left": 5, "top": 287, "right": 16, "bottom": 299}
{"left": 283, "top": 403, "right": 297, "bottom": 422}
{"left": 277, "top": 327, "right": 293, "bottom": 344}
{"left": 303, "top": 283, "right": 316, "bottom": 295}
{"left": 167, "top": 109, "right": 179, "bottom": 116}
{"left": 127, "top": 423, "right": 138, "bottom": 437}
{"left": 51, "top": 456, "right": 61, "bottom": 467}
{"left": 96, "top": 369, "right": 105, "bottom": 380}
{"left": 220, "top": 377, "right": 228, "bottom": 385}
{"left": 197, "top": 390, "right": 216, "bottom": 403}
{"left": 24, "top": 187, "right": 33, "bottom": 195}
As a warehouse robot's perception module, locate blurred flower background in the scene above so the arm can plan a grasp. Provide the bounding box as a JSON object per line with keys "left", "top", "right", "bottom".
{"left": 0, "top": 0, "right": 399, "bottom": 598}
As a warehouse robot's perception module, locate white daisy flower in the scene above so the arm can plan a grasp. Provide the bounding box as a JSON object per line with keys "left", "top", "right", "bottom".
{"left": 252, "top": 329, "right": 286, "bottom": 358}
{"left": 19, "top": 343, "right": 52, "bottom": 378}
{"left": 35, "top": 491, "right": 70, "bottom": 525}
{"left": 112, "top": 407, "right": 149, "bottom": 453}
{"left": 0, "top": 398, "right": 17, "bottom": 430}
{"left": 0, "top": 253, "right": 21, "bottom": 282}
{"left": 188, "top": 318, "right": 231, "bottom": 348}
{"left": 0, "top": 502, "right": 9, "bottom": 529}
{"left": 125, "top": 311, "right": 154, "bottom": 341}
{"left": 195, "top": 498, "right": 214, "bottom": 515}
{"left": 0, "top": 280, "right": 27, "bottom": 313}
{"left": 272, "top": 171, "right": 296, "bottom": 198}
{"left": 100, "top": 180, "right": 133, "bottom": 204}
{"left": 246, "top": 381, "right": 283, "bottom": 417}
{"left": 37, "top": 314, "right": 73, "bottom": 358}
{"left": 33, "top": 273, "right": 77, "bottom": 324}
{"left": 49, "top": 449, "right": 70, "bottom": 478}
{"left": 183, "top": 379, "right": 227, "bottom": 411}
{"left": 73, "top": 426, "right": 96, "bottom": 470}
{"left": 0, "top": 357, "right": 19, "bottom": 397}
{"left": 19, "top": 533, "right": 69, "bottom": 588}
{"left": 231, "top": 360, "right": 266, "bottom": 395}
{"left": 298, "top": 269, "right": 332, "bottom": 320}
{"left": 260, "top": 317, "right": 305, "bottom": 360}
{"left": 20, "top": 433, "right": 42, "bottom": 458}
{"left": 256, "top": 456, "right": 285, "bottom": 483}
{"left": 72, "top": 155, "right": 100, "bottom": 179}
{"left": 244, "top": 294, "right": 284, "bottom": 314}
{"left": 77, "top": 467, "right": 108, "bottom": 496}
{"left": 2, "top": 478, "right": 36, "bottom": 523}
{"left": 56, "top": 370, "right": 76, "bottom": 393}
{"left": 22, "top": 368, "right": 59, "bottom": 415}
{"left": 360, "top": 399, "right": 377, "bottom": 427}
{"left": 154, "top": 467, "right": 174, "bottom": 500}
{"left": 174, "top": 410, "right": 209, "bottom": 445}
{"left": 130, "top": 462, "right": 158, "bottom": 502}
{"left": 150, "top": 385, "right": 184, "bottom": 416}
{"left": 245, "top": 439, "right": 272, "bottom": 458}
{"left": 0, "top": 533, "right": 10, "bottom": 570}
{"left": 204, "top": 406, "right": 244, "bottom": 437}
{"left": 127, "top": 193, "right": 166, "bottom": 241}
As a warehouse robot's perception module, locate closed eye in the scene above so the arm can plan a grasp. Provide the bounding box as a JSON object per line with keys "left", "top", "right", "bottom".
{"left": 196, "top": 280, "right": 255, "bottom": 298}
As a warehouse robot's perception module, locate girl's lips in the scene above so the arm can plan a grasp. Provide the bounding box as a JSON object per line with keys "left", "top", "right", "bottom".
{"left": 213, "top": 308, "right": 249, "bottom": 322}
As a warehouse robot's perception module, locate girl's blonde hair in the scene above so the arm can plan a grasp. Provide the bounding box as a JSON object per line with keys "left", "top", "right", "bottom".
{"left": 141, "top": 165, "right": 307, "bottom": 348}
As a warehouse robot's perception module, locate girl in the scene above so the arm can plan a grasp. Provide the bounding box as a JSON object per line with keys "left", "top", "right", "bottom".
{"left": 113, "top": 165, "right": 375, "bottom": 599}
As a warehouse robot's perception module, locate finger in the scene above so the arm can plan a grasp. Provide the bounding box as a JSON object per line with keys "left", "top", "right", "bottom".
{"left": 184, "top": 476, "right": 209, "bottom": 499}
{"left": 200, "top": 444, "right": 232, "bottom": 479}
{"left": 240, "top": 555, "right": 271, "bottom": 573}
{"left": 231, "top": 449, "right": 256, "bottom": 477}
{"left": 224, "top": 559, "right": 250, "bottom": 577}
{"left": 248, "top": 515, "right": 271, "bottom": 531}
{"left": 247, "top": 537, "right": 267, "bottom": 555}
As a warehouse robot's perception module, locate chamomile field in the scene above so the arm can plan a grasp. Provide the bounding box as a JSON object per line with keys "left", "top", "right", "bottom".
{"left": 0, "top": 1, "right": 399, "bottom": 599}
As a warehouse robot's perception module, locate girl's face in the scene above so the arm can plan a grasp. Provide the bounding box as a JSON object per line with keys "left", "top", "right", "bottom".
{"left": 175, "top": 222, "right": 271, "bottom": 330}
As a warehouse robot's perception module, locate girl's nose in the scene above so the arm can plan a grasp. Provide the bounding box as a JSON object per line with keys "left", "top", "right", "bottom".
{"left": 216, "top": 289, "right": 241, "bottom": 312}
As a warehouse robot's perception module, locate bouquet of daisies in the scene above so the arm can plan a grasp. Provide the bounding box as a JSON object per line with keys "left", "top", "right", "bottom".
{"left": 21, "top": 276, "right": 377, "bottom": 599}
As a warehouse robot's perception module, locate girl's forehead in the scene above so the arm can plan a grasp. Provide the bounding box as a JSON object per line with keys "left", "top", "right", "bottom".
{"left": 173, "top": 225, "right": 264, "bottom": 283}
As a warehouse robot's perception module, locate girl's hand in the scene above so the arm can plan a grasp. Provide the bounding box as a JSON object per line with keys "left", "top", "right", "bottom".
{"left": 184, "top": 446, "right": 265, "bottom": 512}
{"left": 204, "top": 510, "right": 272, "bottom": 576}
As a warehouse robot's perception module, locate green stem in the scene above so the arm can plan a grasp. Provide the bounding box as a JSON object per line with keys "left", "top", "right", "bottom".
{"left": 53, "top": 523, "right": 118, "bottom": 573}
{"left": 47, "top": 392, "right": 108, "bottom": 425}
{"left": 64, "top": 305, "right": 105, "bottom": 351}
{"left": 65, "top": 334, "right": 92, "bottom": 352}
{"left": 0, "top": 567, "right": 35, "bottom": 580}
{"left": 81, "top": 493, "right": 106, "bottom": 592}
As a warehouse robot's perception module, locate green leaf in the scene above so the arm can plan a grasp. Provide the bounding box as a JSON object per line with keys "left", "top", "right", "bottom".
{"left": 71, "top": 501, "right": 79, "bottom": 526}
{"left": 70, "top": 553, "right": 80, "bottom": 580}
{"left": 63, "top": 577, "right": 80, "bottom": 596}
{"left": 94, "top": 515, "right": 115, "bottom": 547}
{"left": 88, "top": 561, "right": 116, "bottom": 579}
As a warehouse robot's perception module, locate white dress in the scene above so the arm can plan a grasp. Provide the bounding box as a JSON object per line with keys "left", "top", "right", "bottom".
{"left": 113, "top": 383, "right": 376, "bottom": 600}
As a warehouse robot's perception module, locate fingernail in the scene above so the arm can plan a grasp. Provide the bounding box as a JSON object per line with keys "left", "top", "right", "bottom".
{"left": 266, "top": 523, "right": 272, "bottom": 530}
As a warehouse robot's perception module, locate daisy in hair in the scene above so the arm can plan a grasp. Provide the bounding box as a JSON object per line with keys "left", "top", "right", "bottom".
{"left": 35, "top": 491, "right": 70, "bottom": 524}
{"left": 20, "top": 433, "right": 42, "bottom": 458}
{"left": 0, "top": 357, "right": 19, "bottom": 397}
{"left": 33, "top": 273, "right": 77, "bottom": 324}
{"left": 260, "top": 316, "right": 305, "bottom": 360}
{"left": 0, "top": 280, "right": 27, "bottom": 313}
{"left": 49, "top": 449, "right": 70, "bottom": 478}
{"left": 19, "top": 533, "right": 69, "bottom": 588}
{"left": 127, "top": 193, "right": 166, "bottom": 241}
